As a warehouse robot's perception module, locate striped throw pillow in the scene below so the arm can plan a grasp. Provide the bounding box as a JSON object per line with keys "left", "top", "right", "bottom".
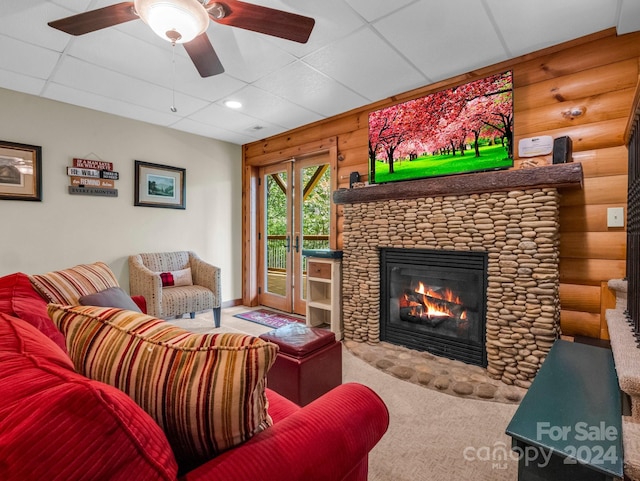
{"left": 30, "top": 262, "right": 119, "bottom": 305}
{"left": 48, "top": 304, "right": 278, "bottom": 471}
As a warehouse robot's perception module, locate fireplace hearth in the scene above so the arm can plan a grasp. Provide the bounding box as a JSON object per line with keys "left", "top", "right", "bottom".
{"left": 381, "top": 248, "right": 487, "bottom": 367}
{"left": 337, "top": 184, "right": 565, "bottom": 388}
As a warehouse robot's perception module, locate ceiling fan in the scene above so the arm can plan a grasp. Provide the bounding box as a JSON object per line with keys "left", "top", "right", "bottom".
{"left": 48, "top": 0, "right": 316, "bottom": 77}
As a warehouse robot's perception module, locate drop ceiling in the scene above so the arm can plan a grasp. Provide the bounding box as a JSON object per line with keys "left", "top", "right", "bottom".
{"left": 1, "top": 0, "right": 638, "bottom": 145}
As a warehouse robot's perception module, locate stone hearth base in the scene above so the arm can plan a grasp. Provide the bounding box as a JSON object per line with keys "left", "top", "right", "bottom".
{"left": 345, "top": 340, "right": 525, "bottom": 404}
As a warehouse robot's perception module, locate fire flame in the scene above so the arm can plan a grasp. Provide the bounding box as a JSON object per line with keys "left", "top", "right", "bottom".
{"left": 415, "top": 281, "right": 462, "bottom": 304}
{"left": 401, "top": 282, "right": 468, "bottom": 321}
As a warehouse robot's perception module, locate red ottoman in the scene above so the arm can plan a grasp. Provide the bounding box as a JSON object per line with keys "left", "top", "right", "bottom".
{"left": 260, "top": 323, "right": 342, "bottom": 406}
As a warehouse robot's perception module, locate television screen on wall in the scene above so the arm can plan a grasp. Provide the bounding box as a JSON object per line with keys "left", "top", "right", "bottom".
{"left": 368, "top": 70, "right": 513, "bottom": 184}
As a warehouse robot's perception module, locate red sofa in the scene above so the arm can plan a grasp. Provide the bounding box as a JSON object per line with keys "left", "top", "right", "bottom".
{"left": 0, "top": 272, "right": 389, "bottom": 481}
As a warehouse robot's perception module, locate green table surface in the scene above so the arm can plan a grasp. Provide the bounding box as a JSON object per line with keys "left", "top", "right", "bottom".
{"left": 505, "top": 340, "right": 623, "bottom": 478}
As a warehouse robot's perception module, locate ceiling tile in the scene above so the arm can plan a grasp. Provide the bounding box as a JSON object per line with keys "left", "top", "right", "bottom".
{"left": 303, "top": 27, "right": 426, "bottom": 102}
{"left": 253, "top": 60, "right": 369, "bottom": 117}
{"left": 188, "top": 101, "right": 286, "bottom": 135}
{"left": 218, "top": 85, "right": 323, "bottom": 129}
{"left": 485, "top": 0, "right": 619, "bottom": 56}
{"left": 170, "top": 118, "right": 258, "bottom": 145}
{"left": 0, "top": 1, "right": 74, "bottom": 51}
{"left": 49, "top": 0, "right": 95, "bottom": 12}
{"left": 0, "top": 70, "right": 46, "bottom": 96}
{"left": 44, "top": 82, "right": 179, "bottom": 127}
{"left": 373, "top": 0, "right": 508, "bottom": 82}
{"left": 254, "top": 0, "right": 368, "bottom": 58}
{"left": 202, "top": 24, "right": 297, "bottom": 83}
{"left": 48, "top": 56, "right": 209, "bottom": 115}
{"left": 344, "top": 0, "right": 417, "bottom": 22}
{"left": 0, "top": 33, "right": 61, "bottom": 80}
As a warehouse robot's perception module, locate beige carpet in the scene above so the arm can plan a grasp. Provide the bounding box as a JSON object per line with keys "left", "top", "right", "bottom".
{"left": 343, "top": 345, "right": 518, "bottom": 480}
{"left": 172, "top": 308, "right": 520, "bottom": 480}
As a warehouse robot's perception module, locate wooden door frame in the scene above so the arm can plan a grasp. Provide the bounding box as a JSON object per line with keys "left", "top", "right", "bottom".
{"left": 242, "top": 137, "right": 338, "bottom": 307}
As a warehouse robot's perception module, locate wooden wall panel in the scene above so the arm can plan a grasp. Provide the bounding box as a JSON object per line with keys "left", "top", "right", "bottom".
{"left": 572, "top": 146, "right": 628, "bottom": 177}
{"left": 514, "top": 118, "right": 628, "bottom": 153}
{"left": 515, "top": 88, "right": 634, "bottom": 135}
{"left": 559, "top": 175, "right": 628, "bottom": 206}
{"left": 243, "top": 29, "right": 640, "bottom": 339}
{"left": 560, "top": 203, "right": 628, "bottom": 232}
{"left": 559, "top": 232, "right": 626, "bottom": 259}
{"left": 515, "top": 30, "right": 640, "bottom": 86}
{"left": 515, "top": 59, "right": 638, "bottom": 111}
{"left": 559, "top": 283, "right": 601, "bottom": 313}
{"left": 561, "top": 310, "right": 601, "bottom": 338}
{"left": 559, "top": 258, "right": 626, "bottom": 286}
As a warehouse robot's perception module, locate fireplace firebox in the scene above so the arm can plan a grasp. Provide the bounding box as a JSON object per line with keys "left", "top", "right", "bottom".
{"left": 380, "top": 248, "right": 488, "bottom": 367}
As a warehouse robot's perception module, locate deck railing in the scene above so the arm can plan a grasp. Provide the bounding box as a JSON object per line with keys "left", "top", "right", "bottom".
{"left": 267, "top": 235, "right": 329, "bottom": 270}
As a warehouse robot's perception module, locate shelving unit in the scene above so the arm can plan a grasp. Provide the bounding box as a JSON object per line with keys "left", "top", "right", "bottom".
{"left": 305, "top": 256, "right": 342, "bottom": 341}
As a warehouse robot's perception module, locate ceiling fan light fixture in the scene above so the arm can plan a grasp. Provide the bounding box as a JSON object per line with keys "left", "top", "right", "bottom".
{"left": 134, "top": 0, "right": 209, "bottom": 44}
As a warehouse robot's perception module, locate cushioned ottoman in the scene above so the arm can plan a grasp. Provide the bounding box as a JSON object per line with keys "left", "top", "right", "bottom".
{"left": 259, "top": 323, "right": 342, "bottom": 406}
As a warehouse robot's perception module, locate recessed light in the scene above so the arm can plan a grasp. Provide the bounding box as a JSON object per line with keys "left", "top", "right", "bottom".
{"left": 224, "top": 100, "right": 242, "bottom": 109}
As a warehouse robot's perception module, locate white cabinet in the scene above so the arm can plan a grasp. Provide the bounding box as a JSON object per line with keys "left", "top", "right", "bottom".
{"left": 305, "top": 257, "right": 342, "bottom": 340}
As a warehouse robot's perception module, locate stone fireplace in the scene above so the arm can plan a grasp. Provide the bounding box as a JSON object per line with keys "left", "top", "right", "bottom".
{"left": 333, "top": 164, "right": 583, "bottom": 388}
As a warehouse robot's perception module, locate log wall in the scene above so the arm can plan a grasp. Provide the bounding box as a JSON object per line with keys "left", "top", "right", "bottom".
{"left": 243, "top": 29, "right": 640, "bottom": 339}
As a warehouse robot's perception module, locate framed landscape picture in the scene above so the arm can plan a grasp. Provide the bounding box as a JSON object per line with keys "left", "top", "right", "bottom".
{"left": 0, "top": 140, "right": 42, "bottom": 201}
{"left": 134, "top": 160, "right": 185, "bottom": 209}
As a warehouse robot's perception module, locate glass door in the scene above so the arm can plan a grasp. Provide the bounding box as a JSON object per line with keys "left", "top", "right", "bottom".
{"left": 259, "top": 162, "right": 293, "bottom": 312}
{"left": 258, "top": 153, "right": 331, "bottom": 315}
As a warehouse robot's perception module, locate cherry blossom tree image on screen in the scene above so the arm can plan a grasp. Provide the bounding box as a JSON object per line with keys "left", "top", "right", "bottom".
{"left": 368, "top": 71, "right": 513, "bottom": 184}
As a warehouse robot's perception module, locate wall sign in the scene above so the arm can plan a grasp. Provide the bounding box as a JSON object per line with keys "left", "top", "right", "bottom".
{"left": 67, "top": 157, "right": 119, "bottom": 197}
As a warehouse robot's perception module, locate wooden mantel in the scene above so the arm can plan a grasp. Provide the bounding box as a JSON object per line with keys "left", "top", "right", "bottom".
{"left": 333, "top": 163, "right": 583, "bottom": 204}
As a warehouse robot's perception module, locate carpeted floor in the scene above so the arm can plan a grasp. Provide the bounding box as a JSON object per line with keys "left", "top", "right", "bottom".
{"left": 343, "top": 344, "right": 519, "bottom": 480}
{"left": 171, "top": 307, "right": 520, "bottom": 480}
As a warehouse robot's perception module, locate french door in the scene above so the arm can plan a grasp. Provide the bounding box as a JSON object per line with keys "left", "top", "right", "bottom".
{"left": 258, "top": 153, "right": 331, "bottom": 315}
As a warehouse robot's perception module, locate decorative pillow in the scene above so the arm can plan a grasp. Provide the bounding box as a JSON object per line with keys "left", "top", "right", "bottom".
{"left": 159, "top": 267, "right": 193, "bottom": 288}
{"left": 30, "top": 261, "right": 119, "bottom": 305}
{"left": 0, "top": 272, "right": 67, "bottom": 353}
{"left": 79, "top": 287, "right": 142, "bottom": 312}
{"left": 0, "top": 313, "right": 178, "bottom": 481}
{"left": 48, "top": 304, "right": 278, "bottom": 471}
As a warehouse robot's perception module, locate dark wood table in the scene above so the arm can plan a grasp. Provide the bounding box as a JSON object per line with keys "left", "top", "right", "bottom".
{"left": 506, "top": 340, "right": 623, "bottom": 480}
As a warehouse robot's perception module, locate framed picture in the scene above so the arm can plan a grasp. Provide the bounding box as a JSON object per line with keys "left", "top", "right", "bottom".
{"left": 0, "top": 141, "right": 42, "bottom": 201}
{"left": 134, "top": 160, "right": 186, "bottom": 209}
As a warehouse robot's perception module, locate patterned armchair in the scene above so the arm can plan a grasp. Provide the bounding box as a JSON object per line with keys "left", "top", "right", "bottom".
{"left": 128, "top": 251, "right": 221, "bottom": 327}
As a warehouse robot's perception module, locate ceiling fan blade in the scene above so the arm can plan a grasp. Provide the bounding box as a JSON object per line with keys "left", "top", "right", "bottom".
{"left": 209, "top": 0, "right": 315, "bottom": 44}
{"left": 183, "top": 33, "right": 225, "bottom": 77}
{"left": 48, "top": 2, "right": 138, "bottom": 36}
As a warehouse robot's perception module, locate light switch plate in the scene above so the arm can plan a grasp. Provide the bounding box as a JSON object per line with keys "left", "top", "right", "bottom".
{"left": 607, "top": 207, "right": 624, "bottom": 228}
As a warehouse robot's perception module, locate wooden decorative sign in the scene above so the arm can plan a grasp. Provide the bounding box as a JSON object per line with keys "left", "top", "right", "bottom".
{"left": 67, "top": 166, "right": 120, "bottom": 180}
{"left": 69, "top": 176, "right": 115, "bottom": 188}
{"left": 67, "top": 157, "right": 119, "bottom": 197}
{"left": 68, "top": 186, "right": 118, "bottom": 197}
{"left": 67, "top": 166, "right": 101, "bottom": 178}
{"left": 100, "top": 170, "right": 119, "bottom": 180}
{"left": 73, "top": 158, "right": 114, "bottom": 171}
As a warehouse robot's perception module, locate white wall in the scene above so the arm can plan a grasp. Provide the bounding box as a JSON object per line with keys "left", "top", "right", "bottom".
{"left": 0, "top": 88, "right": 243, "bottom": 304}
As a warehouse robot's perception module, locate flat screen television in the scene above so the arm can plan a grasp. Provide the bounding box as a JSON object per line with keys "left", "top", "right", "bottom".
{"left": 368, "top": 70, "right": 513, "bottom": 184}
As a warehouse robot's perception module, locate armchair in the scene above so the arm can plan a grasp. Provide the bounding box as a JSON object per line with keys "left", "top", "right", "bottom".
{"left": 129, "top": 251, "right": 221, "bottom": 327}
